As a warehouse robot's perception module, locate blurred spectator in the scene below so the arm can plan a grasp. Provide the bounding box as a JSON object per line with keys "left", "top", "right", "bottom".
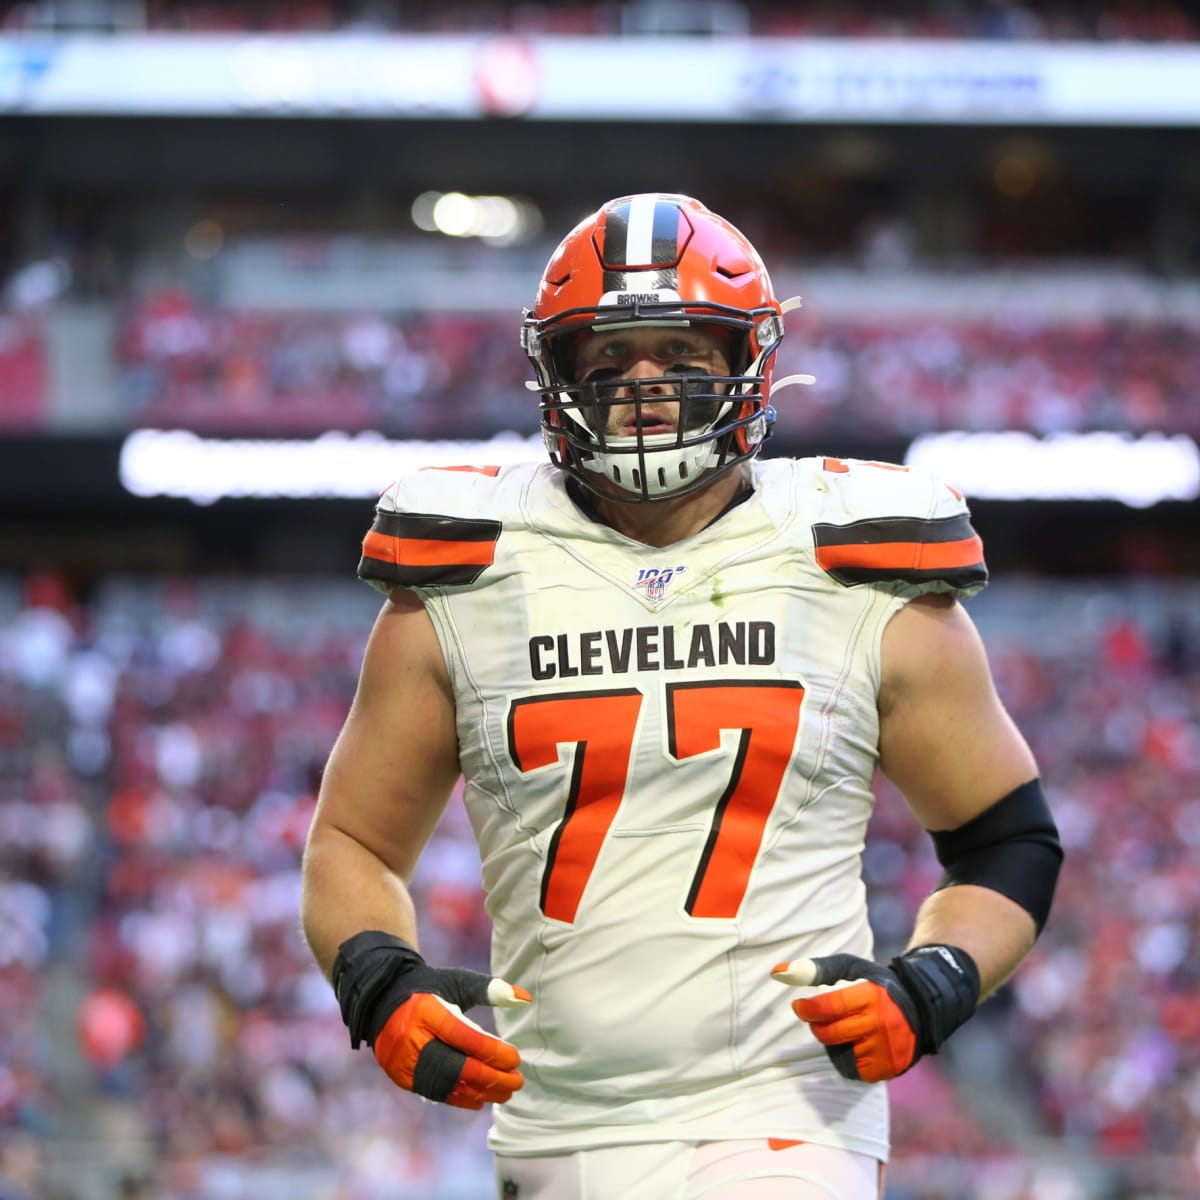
{"left": 1, "top": 571, "right": 1198, "bottom": 1195}
{"left": 114, "top": 291, "right": 524, "bottom": 437}
{"left": 0, "top": 317, "right": 48, "bottom": 432}
{"left": 0, "top": 1132, "right": 44, "bottom": 1200}
{"left": 6, "top": 0, "right": 1199, "bottom": 41}
{"left": 112, "top": 288, "right": 1200, "bottom": 438}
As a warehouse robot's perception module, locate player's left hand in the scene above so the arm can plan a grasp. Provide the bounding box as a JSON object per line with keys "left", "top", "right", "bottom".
{"left": 771, "top": 946, "right": 980, "bottom": 1083}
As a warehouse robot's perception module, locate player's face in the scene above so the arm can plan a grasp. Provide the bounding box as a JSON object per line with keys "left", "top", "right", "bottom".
{"left": 570, "top": 326, "right": 732, "bottom": 437}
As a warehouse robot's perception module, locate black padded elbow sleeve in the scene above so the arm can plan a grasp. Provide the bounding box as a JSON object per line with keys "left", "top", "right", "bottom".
{"left": 930, "top": 778, "right": 1063, "bottom": 934}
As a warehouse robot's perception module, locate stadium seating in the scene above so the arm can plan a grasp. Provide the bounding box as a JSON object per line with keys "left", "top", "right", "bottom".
{"left": 2, "top": 571, "right": 1197, "bottom": 1197}
{"left": 112, "top": 289, "right": 1200, "bottom": 438}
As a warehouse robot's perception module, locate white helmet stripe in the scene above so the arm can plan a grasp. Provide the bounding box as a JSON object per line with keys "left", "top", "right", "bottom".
{"left": 604, "top": 193, "right": 680, "bottom": 270}
{"left": 625, "top": 193, "right": 660, "bottom": 265}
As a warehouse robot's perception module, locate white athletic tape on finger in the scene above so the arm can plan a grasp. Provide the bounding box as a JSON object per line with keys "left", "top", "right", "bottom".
{"left": 487, "top": 979, "right": 531, "bottom": 1007}
{"left": 771, "top": 959, "right": 819, "bottom": 987}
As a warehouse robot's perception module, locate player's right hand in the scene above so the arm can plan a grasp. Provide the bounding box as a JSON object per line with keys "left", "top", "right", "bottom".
{"left": 333, "top": 931, "right": 530, "bottom": 1110}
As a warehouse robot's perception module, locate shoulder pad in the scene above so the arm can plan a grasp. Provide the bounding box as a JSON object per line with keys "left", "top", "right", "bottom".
{"left": 808, "top": 457, "right": 987, "bottom": 597}
{"left": 358, "top": 464, "right": 509, "bottom": 593}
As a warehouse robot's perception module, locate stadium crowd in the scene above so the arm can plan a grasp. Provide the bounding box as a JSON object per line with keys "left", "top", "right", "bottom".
{"left": 1, "top": 564, "right": 1198, "bottom": 1199}
{"left": 1, "top": 3, "right": 1196, "bottom": 1197}
{"left": 3, "top": 0, "right": 1199, "bottom": 42}
{"left": 108, "top": 290, "right": 1200, "bottom": 439}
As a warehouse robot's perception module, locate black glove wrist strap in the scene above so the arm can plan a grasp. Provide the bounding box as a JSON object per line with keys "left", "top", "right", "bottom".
{"left": 889, "top": 943, "right": 981, "bottom": 1056}
{"left": 332, "top": 930, "right": 425, "bottom": 1049}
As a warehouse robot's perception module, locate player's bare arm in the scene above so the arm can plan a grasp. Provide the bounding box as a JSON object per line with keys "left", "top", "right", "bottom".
{"left": 301, "top": 587, "right": 461, "bottom": 973}
{"left": 877, "top": 591, "right": 1043, "bottom": 996}
{"left": 776, "top": 591, "right": 1062, "bottom": 1085}
{"left": 302, "top": 588, "right": 528, "bottom": 1110}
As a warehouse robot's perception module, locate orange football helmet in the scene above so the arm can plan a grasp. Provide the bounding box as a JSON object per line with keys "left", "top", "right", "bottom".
{"left": 521, "top": 193, "right": 786, "bottom": 501}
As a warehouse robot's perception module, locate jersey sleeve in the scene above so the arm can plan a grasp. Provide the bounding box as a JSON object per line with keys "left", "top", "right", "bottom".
{"left": 808, "top": 458, "right": 987, "bottom": 599}
{"left": 357, "top": 466, "right": 505, "bottom": 594}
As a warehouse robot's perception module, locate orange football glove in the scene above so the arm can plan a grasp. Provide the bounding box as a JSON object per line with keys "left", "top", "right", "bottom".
{"left": 772, "top": 946, "right": 979, "bottom": 1083}
{"left": 333, "top": 931, "right": 530, "bottom": 1110}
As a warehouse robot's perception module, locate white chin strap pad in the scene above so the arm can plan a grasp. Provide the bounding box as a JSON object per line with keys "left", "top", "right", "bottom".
{"left": 581, "top": 431, "right": 723, "bottom": 497}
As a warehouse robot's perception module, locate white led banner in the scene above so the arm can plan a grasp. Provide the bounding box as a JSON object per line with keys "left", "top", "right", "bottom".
{"left": 3, "top": 34, "right": 1200, "bottom": 124}
{"left": 117, "top": 428, "right": 546, "bottom": 504}
{"left": 905, "top": 431, "right": 1200, "bottom": 507}
{"left": 117, "top": 428, "right": 1200, "bottom": 507}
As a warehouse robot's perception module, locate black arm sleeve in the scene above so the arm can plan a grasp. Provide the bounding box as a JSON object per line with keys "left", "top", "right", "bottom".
{"left": 929, "top": 778, "right": 1063, "bottom": 934}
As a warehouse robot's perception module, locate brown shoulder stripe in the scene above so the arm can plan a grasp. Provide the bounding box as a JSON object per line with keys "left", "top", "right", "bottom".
{"left": 812, "top": 513, "right": 986, "bottom": 589}
{"left": 358, "top": 511, "right": 501, "bottom": 587}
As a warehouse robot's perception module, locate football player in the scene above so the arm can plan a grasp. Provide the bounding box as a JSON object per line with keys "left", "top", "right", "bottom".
{"left": 301, "top": 194, "right": 1062, "bottom": 1198}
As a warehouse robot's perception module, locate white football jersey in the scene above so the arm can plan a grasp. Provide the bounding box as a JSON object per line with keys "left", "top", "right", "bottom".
{"left": 358, "top": 456, "right": 986, "bottom": 1160}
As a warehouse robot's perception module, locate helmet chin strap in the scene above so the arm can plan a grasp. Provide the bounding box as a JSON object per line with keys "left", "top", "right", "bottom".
{"left": 579, "top": 429, "right": 725, "bottom": 498}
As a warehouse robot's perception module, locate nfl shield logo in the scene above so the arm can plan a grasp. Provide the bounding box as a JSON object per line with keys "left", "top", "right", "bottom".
{"left": 633, "top": 564, "right": 686, "bottom": 601}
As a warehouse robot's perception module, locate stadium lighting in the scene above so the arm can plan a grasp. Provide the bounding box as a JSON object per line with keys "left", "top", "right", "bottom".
{"left": 411, "top": 191, "right": 541, "bottom": 244}
{"left": 118, "top": 429, "right": 545, "bottom": 505}
{"left": 905, "top": 431, "right": 1200, "bottom": 508}
{"left": 432, "top": 191, "right": 477, "bottom": 237}
{"left": 117, "top": 429, "right": 1200, "bottom": 509}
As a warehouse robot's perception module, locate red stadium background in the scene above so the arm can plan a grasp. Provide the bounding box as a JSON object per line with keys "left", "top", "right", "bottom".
{"left": 2, "top": 3, "right": 1200, "bottom": 1198}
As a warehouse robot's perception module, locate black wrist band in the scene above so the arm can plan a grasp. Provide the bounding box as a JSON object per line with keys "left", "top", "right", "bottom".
{"left": 332, "top": 930, "right": 424, "bottom": 1049}
{"left": 889, "top": 943, "right": 980, "bottom": 1056}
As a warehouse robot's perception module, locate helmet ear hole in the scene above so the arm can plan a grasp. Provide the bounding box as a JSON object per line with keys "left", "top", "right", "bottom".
{"left": 719, "top": 328, "right": 752, "bottom": 376}
{"left": 549, "top": 330, "right": 591, "bottom": 386}
{"left": 547, "top": 340, "right": 574, "bottom": 385}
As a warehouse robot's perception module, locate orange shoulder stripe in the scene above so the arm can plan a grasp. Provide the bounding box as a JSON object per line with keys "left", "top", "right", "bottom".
{"left": 816, "top": 533, "right": 983, "bottom": 573}
{"left": 362, "top": 529, "right": 498, "bottom": 569}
